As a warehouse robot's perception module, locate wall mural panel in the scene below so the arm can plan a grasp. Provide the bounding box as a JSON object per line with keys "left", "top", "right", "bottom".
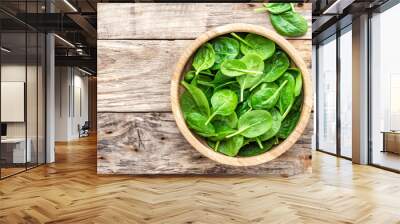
{"left": 97, "top": 3, "right": 313, "bottom": 176}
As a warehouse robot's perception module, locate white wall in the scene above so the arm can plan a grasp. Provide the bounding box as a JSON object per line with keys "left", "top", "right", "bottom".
{"left": 55, "top": 67, "right": 89, "bottom": 141}
{"left": 1, "top": 64, "right": 40, "bottom": 138}
{"left": 1, "top": 63, "right": 46, "bottom": 164}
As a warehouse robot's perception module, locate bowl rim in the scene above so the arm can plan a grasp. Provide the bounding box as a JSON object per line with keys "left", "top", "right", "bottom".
{"left": 171, "top": 23, "right": 312, "bottom": 166}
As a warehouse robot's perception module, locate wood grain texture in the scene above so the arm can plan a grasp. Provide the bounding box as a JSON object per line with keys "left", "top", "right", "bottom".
{"left": 97, "top": 39, "right": 311, "bottom": 112}
{"left": 97, "top": 3, "right": 313, "bottom": 175}
{"left": 97, "top": 3, "right": 311, "bottom": 40}
{"left": 97, "top": 112, "right": 313, "bottom": 175}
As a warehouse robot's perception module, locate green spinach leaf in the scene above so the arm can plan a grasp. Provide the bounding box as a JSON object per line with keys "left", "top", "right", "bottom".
{"left": 236, "top": 54, "right": 264, "bottom": 102}
{"left": 211, "top": 37, "right": 240, "bottom": 70}
{"left": 213, "top": 113, "right": 238, "bottom": 129}
{"left": 237, "top": 139, "right": 274, "bottom": 157}
{"left": 180, "top": 91, "right": 197, "bottom": 119}
{"left": 217, "top": 135, "right": 244, "bottom": 157}
{"left": 221, "top": 59, "right": 263, "bottom": 77}
{"left": 250, "top": 80, "right": 287, "bottom": 110}
{"left": 227, "top": 110, "right": 272, "bottom": 138}
{"left": 270, "top": 11, "right": 308, "bottom": 37}
{"left": 236, "top": 101, "right": 252, "bottom": 118}
{"left": 184, "top": 70, "right": 195, "bottom": 82}
{"left": 237, "top": 33, "right": 275, "bottom": 60}
{"left": 212, "top": 70, "right": 234, "bottom": 85}
{"left": 286, "top": 68, "right": 302, "bottom": 97}
{"left": 277, "top": 110, "right": 300, "bottom": 139}
{"left": 277, "top": 72, "right": 295, "bottom": 119}
{"left": 259, "top": 108, "right": 282, "bottom": 141}
{"left": 206, "top": 89, "right": 238, "bottom": 124}
{"left": 181, "top": 81, "right": 210, "bottom": 116}
{"left": 186, "top": 112, "right": 215, "bottom": 137}
{"left": 265, "top": 3, "right": 293, "bottom": 14}
{"left": 192, "top": 43, "right": 216, "bottom": 76}
{"left": 250, "top": 51, "right": 290, "bottom": 91}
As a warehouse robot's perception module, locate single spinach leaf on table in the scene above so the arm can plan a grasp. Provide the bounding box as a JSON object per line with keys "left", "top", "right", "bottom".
{"left": 276, "top": 110, "right": 300, "bottom": 139}
{"left": 237, "top": 139, "right": 274, "bottom": 157}
{"left": 181, "top": 81, "right": 210, "bottom": 116}
{"left": 277, "top": 72, "right": 295, "bottom": 119}
{"left": 217, "top": 135, "right": 244, "bottom": 157}
{"left": 270, "top": 11, "right": 308, "bottom": 37}
{"left": 186, "top": 112, "right": 215, "bottom": 137}
{"left": 226, "top": 110, "right": 272, "bottom": 138}
{"left": 211, "top": 37, "right": 240, "bottom": 70}
{"left": 236, "top": 54, "right": 264, "bottom": 102}
{"left": 206, "top": 89, "right": 238, "bottom": 124}
{"left": 234, "top": 33, "right": 275, "bottom": 60}
{"left": 250, "top": 80, "right": 287, "bottom": 110}
{"left": 286, "top": 68, "right": 302, "bottom": 97}
{"left": 265, "top": 3, "right": 293, "bottom": 14}
{"left": 259, "top": 108, "right": 282, "bottom": 141}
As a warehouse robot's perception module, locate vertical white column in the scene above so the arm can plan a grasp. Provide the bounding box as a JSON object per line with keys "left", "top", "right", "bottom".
{"left": 352, "top": 14, "right": 369, "bottom": 164}
{"left": 46, "top": 1, "right": 55, "bottom": 163}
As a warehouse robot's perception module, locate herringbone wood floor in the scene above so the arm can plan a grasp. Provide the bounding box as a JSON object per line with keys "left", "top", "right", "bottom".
{"left": 1, "top": 135, "right": 400, "bottom": 224}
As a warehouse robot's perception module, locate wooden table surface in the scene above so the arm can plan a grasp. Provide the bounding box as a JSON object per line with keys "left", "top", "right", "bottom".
{"left": 97, "top": 3, "right": 313, "bottom": 176}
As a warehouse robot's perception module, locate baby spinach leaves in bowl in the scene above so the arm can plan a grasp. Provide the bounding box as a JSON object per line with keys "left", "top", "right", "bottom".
{"left": 179, "top": 32, "right": 304, "bottom": 158}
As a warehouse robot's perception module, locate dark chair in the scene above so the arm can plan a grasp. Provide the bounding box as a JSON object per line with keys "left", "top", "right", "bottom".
{"left": 79, "top": 121, "right": 90, "bottom": 138}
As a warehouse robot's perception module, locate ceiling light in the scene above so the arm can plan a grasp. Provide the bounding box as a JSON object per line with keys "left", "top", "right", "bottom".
{"left": 323, "top": 0, "right": 355, "bottom": 15}
{"left": 54, "top": 34, "right": 75, "bottom": 48}
{"left": 1, "top": 47, "right": 11, "bottom": 53}
{"left": 78, "top": 67, "right": 93, "bottom": 76}
{"left": 63, "top": 0, "right": 78, "bottom": 12}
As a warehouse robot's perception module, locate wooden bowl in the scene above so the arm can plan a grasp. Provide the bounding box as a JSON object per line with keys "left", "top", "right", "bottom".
{"left": 171, "top": 23, "right": 312, "bottom": 166}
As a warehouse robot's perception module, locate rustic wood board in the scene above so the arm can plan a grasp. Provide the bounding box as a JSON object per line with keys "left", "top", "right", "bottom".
{"left": 97, "top": 40, "right": 311, "bottom": 112}
{"left": 97, "top": 3, "right": 313, "bottom": 176}
{"left": 97, "top": 112, "right": 313, "bottom": 176}
{"left": 97, "top": 3, "right": 311, "bottom": 40}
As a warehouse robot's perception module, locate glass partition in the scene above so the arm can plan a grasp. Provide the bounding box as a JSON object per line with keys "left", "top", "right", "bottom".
{"left": 370, "top": 3, "right": 400, "bottom": 171}
{"left": 339, "top": 26, "right": 352, "bottom": 158}
{"left": 27, "top": 30, "right": 38, "bottom": 169}
{"left": 0, "top": 2, "right": 46, "bottom": 179}
{"left": 38, "top": 32, "right": 45, "bottom": 165}
{"left": 317, "top": 35, "right": 337, "bottom": 155}
{"left": 1, "top": 30, "right": 28, "bottom": 177}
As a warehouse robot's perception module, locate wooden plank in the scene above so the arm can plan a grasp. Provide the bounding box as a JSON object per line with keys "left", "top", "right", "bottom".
{"left": 97, "top": 39, "right": 312, "bottom": 112}
{"left": 98, "top": 3, "right": 312, "bottom": 40}
{"left": 97, "top": 112, "right": 313, "bottom": 176}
